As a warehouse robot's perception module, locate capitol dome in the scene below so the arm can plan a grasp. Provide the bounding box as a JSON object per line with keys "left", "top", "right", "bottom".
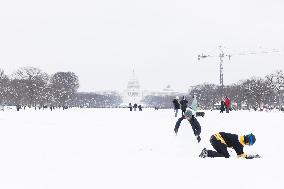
{"left": 127, "top": 77, "right": 140, "bottom": 90}
{"left": 121, "top": 70, "right": 144, "bottom": 104}
{"left": 163, "top": 85, "right": 174, "bottom": 92}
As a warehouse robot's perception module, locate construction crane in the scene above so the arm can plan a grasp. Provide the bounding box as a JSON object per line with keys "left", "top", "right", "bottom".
{"left": 198, "top": 46, "right": 231, "bottom": 89}
{"left": 198, "top": 46, "right": 283, "bottom": 90}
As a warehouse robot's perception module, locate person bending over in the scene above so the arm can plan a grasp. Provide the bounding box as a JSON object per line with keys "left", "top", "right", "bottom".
{"left": 199, "top": 132, "right": 260, "bottom": 159}
{"left": 174, "top": 108, "right": 201, "bottom": 143}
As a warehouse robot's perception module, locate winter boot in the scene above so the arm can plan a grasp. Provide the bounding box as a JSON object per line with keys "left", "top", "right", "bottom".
{"left": 199, "top": 148, "right": 208, "bottom": 158}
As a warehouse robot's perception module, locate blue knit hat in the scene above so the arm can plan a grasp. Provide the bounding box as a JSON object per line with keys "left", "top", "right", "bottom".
{"left": 245, "top": 133, "right": 256, "bottom": 145}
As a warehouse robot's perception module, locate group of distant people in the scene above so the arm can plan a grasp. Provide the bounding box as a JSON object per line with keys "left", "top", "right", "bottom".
{"left": 15, "top": 105, "right": 62, "bottom": 111}
{"left": 172, "top": 96, "right": 188, "bottom": 117}
{"left": 172, "top": 95, "right": 199, "bottom": 117}
{"left": 172, "top": 95, "right": 260, "bottom": 159}
{"left": 128, "top": 103, "right": 143, "bottom": 111}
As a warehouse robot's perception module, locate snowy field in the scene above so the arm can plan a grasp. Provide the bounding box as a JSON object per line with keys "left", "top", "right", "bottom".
{"left": 0, "top": 107, "right": 283, "bottom": 189}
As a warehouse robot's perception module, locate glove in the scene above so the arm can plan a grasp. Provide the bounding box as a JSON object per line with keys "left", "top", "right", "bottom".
{"left": 245, "top": 154, "right": 261, "bottom": 159}
{"left": 254, "top": 154, "right": 261, "bottom": 158}
{"left": 245, "top": 155, "right": 254, "bottom": 159}
{"left": 196, "top": 135, "right": 201, "bottom": 143}
{"left": 174, "top": 127, "right": 178, "bottom": 135}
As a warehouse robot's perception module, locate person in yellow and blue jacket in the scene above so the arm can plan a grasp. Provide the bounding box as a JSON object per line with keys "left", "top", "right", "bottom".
{"left": 199, "top": 132, "right": 260, "bottom": 159}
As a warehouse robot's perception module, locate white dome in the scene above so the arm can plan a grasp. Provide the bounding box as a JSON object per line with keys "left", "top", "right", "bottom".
{"left": 163, "top": 85, "right": 174, "bottom": 92}
{"left": 122, "top": 70, "right": 143, "bottom": 104}
{"left": 126, "top": 70, "right": 140, "bottom": 90}
{"left": 127, "top": 79, "right": 140, "bottom": 89}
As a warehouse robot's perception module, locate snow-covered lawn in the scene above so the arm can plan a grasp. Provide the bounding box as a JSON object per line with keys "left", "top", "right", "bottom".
{"left": 0, "top": 108, "right": 283, "bottom": 189}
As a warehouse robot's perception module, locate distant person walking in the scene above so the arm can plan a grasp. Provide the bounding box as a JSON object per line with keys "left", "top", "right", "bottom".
{"left": 172, "top": 96, "right": 180, "bottom": 117}
{"left": 179, "top": 96, "right": 188, "bottom": 116}
{"left": 224, "top": 96, "right": 231, "bottom": 113}
{"left": 129, "top": 103, "right": 133, "bottom": 111}
{"left": 133, "top": 103, "right": 137, "bottom": 111}
{"left": 220, "top": 100, "right": 225, "bottom": 113}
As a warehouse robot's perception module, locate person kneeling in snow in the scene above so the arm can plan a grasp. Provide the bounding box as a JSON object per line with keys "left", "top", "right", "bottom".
{"left": 174, "top": 108, "right": 201, "bottom": 143}
{"left": 199, "top": 132, "right": 260, "bottom": 159}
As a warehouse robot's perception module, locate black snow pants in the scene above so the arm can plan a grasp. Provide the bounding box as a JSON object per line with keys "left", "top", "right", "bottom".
{"left": 181, "top": 108, "right": 186, "bottom": 116}
{"left": 207, "top": 135, "right": 230, "bottom": 158}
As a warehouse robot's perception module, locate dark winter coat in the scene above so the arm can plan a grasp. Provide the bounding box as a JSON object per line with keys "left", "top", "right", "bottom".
{"left": 129, "top": 103, "right": 133, "bottom": 111}
{"left": 220, "top": 100, "right": 225, "bottom": 111}
{"left": 172, "top": 99, "right": 180, "bottom": 109}
{"left": 179, "top": 99, "right": 188, "bottom": 111}
{"left": 211, "top": 132, "right": 244, "bottom": 156}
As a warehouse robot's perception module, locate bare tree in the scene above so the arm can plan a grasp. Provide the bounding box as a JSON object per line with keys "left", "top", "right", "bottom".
{"left": 12, "top": 67, "right": 49, "bottom": 108}
{"left": 240, "top": 77, "right": 271, "bottom": 109}
{"left": 189, "top": 83, "right": 220, "bottom": 109}
{"left": 9, "top": 79, "right": 28, "bottom": 107}
{"left": 265, "top": 70, "right": 284, "bottom": 110}
{"left": 49, "top": 72, "right": 79, "bottom": 107}
{"left": 0, "top": 69, "right": 10, "bottom": 105}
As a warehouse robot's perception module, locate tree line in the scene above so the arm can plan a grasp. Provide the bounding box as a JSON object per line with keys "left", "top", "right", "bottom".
{"left": 1, "top": 67, "right": 283, "bottom": 110}
{"left": 0, "top": 67, "right": 80, "bottom": 109}
{"left": 142, "top": 70, "right": 284, "bottom": 110}
{"left": 71, "top": 92, "right": 122, "bottom": 108}
{"left": 0, "top": 67, "right": 124, "bottom": 109}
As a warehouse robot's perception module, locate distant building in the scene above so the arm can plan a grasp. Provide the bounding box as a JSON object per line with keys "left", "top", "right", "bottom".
{"left": 95, "top": 90, "right": 120, "bottom": 96}
{"left": 118, "top": 70, "right": 185, "bottom": 106}
{"left": 149, "top": 85, "right": 179, "bottom": 96}
{"left": 121, "top": 70, "right": 145, "bottom": 104}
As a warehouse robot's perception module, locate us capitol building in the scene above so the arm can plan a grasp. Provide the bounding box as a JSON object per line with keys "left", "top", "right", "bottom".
{"left": 120, "top": 70, "right": 179, "bottom": 105}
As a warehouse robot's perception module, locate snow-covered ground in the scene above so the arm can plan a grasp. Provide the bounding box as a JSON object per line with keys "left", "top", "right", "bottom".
{"left": 0, "top": 108, "right": 283, "bottom": 189}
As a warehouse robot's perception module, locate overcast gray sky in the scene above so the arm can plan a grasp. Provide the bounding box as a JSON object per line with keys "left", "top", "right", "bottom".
{"left": 1, "top": 0, "right": 284, "bottom": 92}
